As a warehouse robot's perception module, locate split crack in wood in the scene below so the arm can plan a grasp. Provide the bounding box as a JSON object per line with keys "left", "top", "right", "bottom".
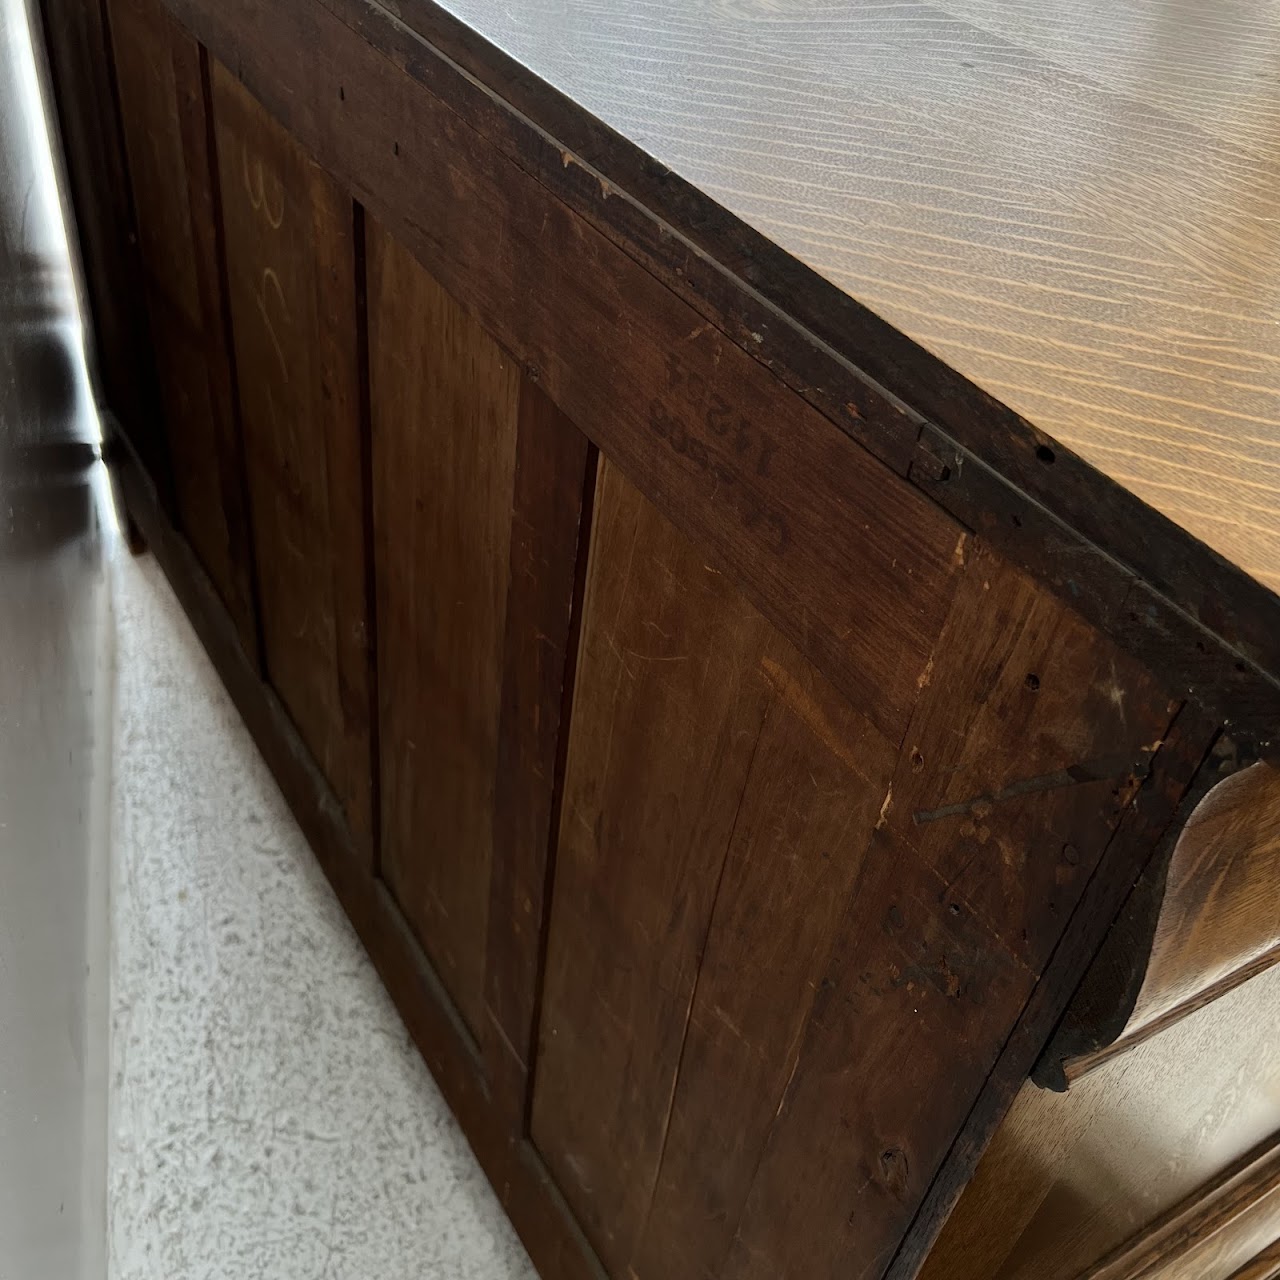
{"left": 911, "top": 751, "right": 1153, "bottom": 824}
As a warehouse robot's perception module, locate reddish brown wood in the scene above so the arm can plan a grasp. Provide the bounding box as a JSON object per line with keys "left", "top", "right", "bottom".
{"left": 633, "top": 630, "right": 899, "bottom": 1278}
{"left": 483, "top": 386, "right": 594, "bottom": 1121}
{"left": 721, "top": 547, "right": 1182, "bottom": 1280}
{"left": 210, "top": 62, "right": 374, "bottom": 852}
{"left": 889, "top": 544, "right": 1179, "bottom": 973}
{"left": 58, "top": 2, "right": 1251, "bottom": 1276}
{"left": 369, "top": 216, "right": 522, "bottom": 1038}
{"left": 109, "top": 435, "right": 603, "bottom": 1280}
{"left": 532, "top": 460, "right": 782, "bottom": 1272}
{"left": 106, "top": 0, "right": 257, "bottom": 653}
{"left": 141, "top": 0, "right": 968, "bottom": 746}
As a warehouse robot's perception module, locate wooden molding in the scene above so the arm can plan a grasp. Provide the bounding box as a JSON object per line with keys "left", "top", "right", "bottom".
{"left": 1036, "top": 748, "right": 1280, "bottom": 1088}
{"left": 1082, "top": 1132, "right": 1280, "bottom": 1280}
{"left": 1228, "top": 1238, "right": 1280, "bottom": 1280}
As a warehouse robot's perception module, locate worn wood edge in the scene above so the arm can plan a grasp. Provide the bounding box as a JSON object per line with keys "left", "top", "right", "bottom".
{"left": 188, "top": 0, "right": 1280, "bottom": 755}
{"left": 1080, "top": 1129, "right": 1280, "bottom": 1280}
{"left": 1065, "top": 942, "right": 1280, "bottom": 1086}
{"left": 1227, "top": 1237, "right": 1280, "bottom": 1280}
{"left": 884, "top": 701, "right": 1221, "bottom": 1280}
{"left": 305, "top": 0, "right": 1280, "bottom": 707}
{"left": 104, "top": 421, "right": 607, "bottom": 1280}
{"left": 1032, "top": 737, "right": 1265, "bottom": 1090}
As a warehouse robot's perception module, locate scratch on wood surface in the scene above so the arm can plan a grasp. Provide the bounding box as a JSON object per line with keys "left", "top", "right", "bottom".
{"left": 912, "top": 750, "right": 1154, "bottom": 824}
{"left": 916, "top": 654, "right": 935, "bottom": 691}
{"left": 877, "top": 784, "right": 894, "bottom": 830}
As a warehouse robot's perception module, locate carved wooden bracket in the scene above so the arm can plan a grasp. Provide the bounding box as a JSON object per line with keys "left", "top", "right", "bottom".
{"left": 1036, "top": 737, "right": 1280, "bottom": 1090}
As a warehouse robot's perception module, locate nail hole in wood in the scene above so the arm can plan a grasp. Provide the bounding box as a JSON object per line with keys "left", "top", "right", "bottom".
{"left": 1024, "top": 673, "right": 1040, "bottom": 691}
{"left": 1035, "top": 444, "right": 1055, "bottom": 464}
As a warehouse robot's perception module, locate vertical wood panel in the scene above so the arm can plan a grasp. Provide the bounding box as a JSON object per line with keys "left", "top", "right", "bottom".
{"left": 210, "top": 65, "right": 373, "bottom": 853}
{"left": 632, "top": 642, "right": 898, "bottom": 1278}
{"left": 532, "top": 462, "right": 909, "bottom": 1276}
{"left": 890, "top": 544, "right": 1179, "bottom": 973}
{"left": 531, "top": 460, "right": 777, "bottom": 1274}
{"left": 483, "top": 387, "right": 593, "bottom": 1117}
{"left": 718, "top": 546, "right": 1183, "bottom": 1280}
{"left": 369, "top": 218, "right": 521, "bottom": 1040}
{"left": 107, "top": 0, "right": 256, "bottom": 652}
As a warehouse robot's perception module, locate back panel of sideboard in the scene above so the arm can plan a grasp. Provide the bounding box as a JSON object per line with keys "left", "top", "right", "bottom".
{"left": 50, "top": 0, "right": 1212, "bottom": 1274}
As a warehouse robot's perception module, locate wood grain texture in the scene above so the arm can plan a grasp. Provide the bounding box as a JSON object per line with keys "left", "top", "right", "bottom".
{"left": 402, "top": 0, "right": 1280, "bottom": 595}
{"left": 483, "top": 383, "right": 593, "bottom": 1119}
{"left": 714, "top": 546, "right": 1180, "bottom": 1280}
{"left": 106, "top": 0, "right": 257, "bottom": 652}
{"left": 369, "top": 218, "right": 521, "bottom": 1041}
{"left": 148, "top": 0, "right": 969, "bottom": 747}
{"left": 1085, "top": 1132, "right": 1280, "bottom": 1280}
{"left": 633, "top": 599, "right": 899, "bottom": 1279}
{"left": 890, "top": 543, "right": 1178, "bottom": 973}
{"left": 1229, "top": 1238, "right": 1280, "bottom": 1280}
{"left": 292, "top": 0, "right": 1280, "bottom": 739}
{"left": 1064, "top": 760, "right": 1280, "bottom": 1081}
{"left": 920, "top": 959, "right": 1280, "bottom": 1280}
{"left": 210, "top": 65, "right": 375, "bottom": 852}
{"left": 532, "top": 459, "right": 782, "bottom": 1273}
{"left": 108, "top": 432, "right": 604, "bottom": 1280}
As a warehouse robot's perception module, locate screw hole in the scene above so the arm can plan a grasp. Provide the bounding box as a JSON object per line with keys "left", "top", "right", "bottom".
{"left": 1025, "top": 673, "right": 1040, "bottom": 692}
{"left": 910, "top": 748, "right": 925, "bottom": 773}
{"left": 1236, "top": 661, "right": 1247, "bottom": 673}
{"left": 1035, "top": 444, "right": 1055, "bottom": 464}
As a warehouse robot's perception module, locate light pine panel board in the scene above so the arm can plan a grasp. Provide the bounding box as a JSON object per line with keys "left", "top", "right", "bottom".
{"left": 211, "top": 66, "right": 374, "bottom": 853}
{"left": 418, "top": 0, "right": 1280, "bottom": 592}
{"left": 107, "top": 0, "right": 256, "bottom": 650}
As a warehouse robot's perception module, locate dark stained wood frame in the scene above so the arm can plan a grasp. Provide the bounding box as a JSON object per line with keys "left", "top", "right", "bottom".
{"left": 46, "top": 0, "right": 1280, "bottom": 1273}
{"left": 296, "top": 0, "right": 1280, "bottom": 750}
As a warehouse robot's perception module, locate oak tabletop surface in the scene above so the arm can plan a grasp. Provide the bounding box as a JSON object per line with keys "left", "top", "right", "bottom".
{"left": 430, "top": 0, "right": 1280, "bottom": 594}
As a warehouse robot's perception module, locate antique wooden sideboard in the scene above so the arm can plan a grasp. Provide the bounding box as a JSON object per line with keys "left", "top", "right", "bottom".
{"left": 38, "top": 0, "right": 1280, "bottom": 1275}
